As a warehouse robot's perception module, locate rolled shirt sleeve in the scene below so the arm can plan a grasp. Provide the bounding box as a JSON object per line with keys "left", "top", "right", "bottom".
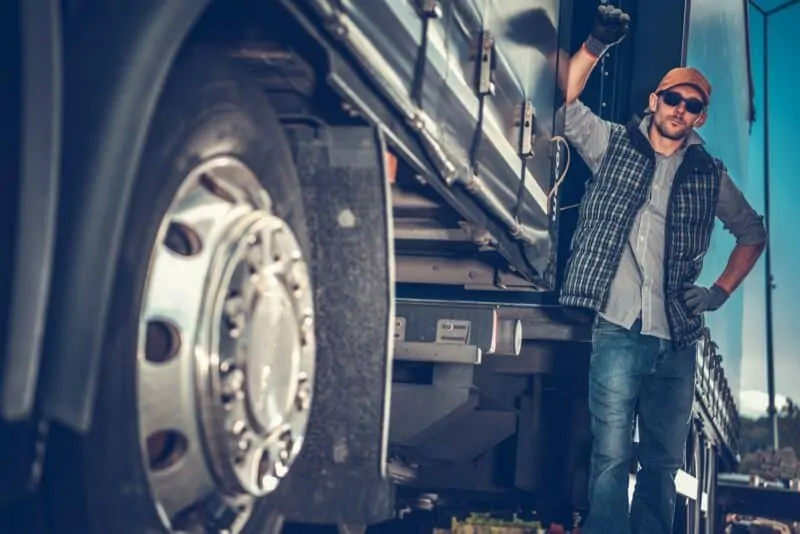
{"left": 562, "top": 100, "right": 612, "bottom": 175}
{"left": 715, "top": 170, "right": 768, "bottom": 246}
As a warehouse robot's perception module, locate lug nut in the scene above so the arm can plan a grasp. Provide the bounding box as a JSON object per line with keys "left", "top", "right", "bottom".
{"left": 274, "top": 462, "right": 289, "bottom": 478}
{"left": 222, "top": 369, "right": 245, "bottom": 397}
{"left": 257, "top": 449, "right": 282, "bottom": 492}
{"left": 294, "top": 376, "right": 311, "bottom": 411}
{"left": 224, "top": 296, "right": 246, "bottom": 338}
{"left": 270, "top": 227, "right": 287, "bottom": 263}
{"left": 231, "top": 420, "right": 246, "bottom": 435}
{"left": 220, "top": 358, "right": 235, "bottom": 374}
{"left": 246, "top": 244, "right": 264, "bottom": 272}
{"left": 286, "top": 270, "right": 303, "bottom": 294}
{"left": 278, "top": 430, "right": 294, "bottom": 464}
{"left": 300, "top": 312, "right": 314, "bottom": 347}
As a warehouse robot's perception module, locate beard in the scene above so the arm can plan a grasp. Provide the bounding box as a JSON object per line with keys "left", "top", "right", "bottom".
{"left": 654, "top": 116, "right": 690, "bottom": 141}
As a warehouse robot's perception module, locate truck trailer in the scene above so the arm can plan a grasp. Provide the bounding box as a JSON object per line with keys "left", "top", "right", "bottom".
{"left": 0, "top": 0, "right": 748, "bottom": 532}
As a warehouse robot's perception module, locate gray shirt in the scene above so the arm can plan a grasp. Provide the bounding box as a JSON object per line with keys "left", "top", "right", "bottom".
{"left": 564, "top": 100, "right": 767, "bottom": 339}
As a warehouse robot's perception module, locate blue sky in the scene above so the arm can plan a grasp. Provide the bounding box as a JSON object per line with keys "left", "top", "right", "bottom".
{"left": 742, "top": 0, "right": 800, "bottom": 415}
{"left": 688, "top": 0, "right": 800, "bottom": 418}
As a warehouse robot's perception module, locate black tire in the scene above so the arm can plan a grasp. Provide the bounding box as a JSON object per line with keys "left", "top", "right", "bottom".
{"left": 43, "top": 44, "right": 307, "bottom": 534}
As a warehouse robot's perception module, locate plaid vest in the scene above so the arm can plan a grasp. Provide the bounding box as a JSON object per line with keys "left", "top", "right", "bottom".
{"left": 560, "top": 119, "right": 722, "bottom": 349}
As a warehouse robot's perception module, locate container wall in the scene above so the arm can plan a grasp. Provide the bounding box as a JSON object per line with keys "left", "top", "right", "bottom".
{"left": 685, "top": 0, "right": 754, "bottom": 401}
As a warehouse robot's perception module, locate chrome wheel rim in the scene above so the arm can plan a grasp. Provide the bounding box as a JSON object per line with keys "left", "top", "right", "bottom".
{"left": 137, "top": 157, "right": 315, "bottom": 532}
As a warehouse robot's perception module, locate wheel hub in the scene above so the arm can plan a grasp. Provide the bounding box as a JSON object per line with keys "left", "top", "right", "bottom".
{"left": 137, "top": 157, "right": 315, "bottom": 530}
{"left": 207, "top": 213, "right": 313, "bottom": 495}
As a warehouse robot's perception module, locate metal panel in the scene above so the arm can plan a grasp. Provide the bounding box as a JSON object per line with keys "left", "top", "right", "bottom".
{"left": 390, "top": 384, "right": 476, "bottom": 444}
{"left": 395, "top": 256, "right": 537, "bottom": 290}
{"left": 498, "top": 304, "right": 592, "bottom": 342}
{"left": 482, "top": 0, "right": 566, "bottom": 190}
{"left": 686, "top": 0, "right": 754, "bottom": 402}
{"left": 305, "top": 0, "right": 572, "bottom": 286}
{"left": 265, "top": 124, "right": 394, "bottom": 525}
{"left": 395, "top": 342, "right": 482, "bottom": 364}
{"left": 491, "top": 341, "right": 589, "bottom": 376}
{"left": 415, "top": 410, "right": 516, "bottom": 461}
{"left": 396, "top": 300, "right": 496, "bottom": 349}
{"left": 277, "top": 0, "right": 557, "bottom": 288}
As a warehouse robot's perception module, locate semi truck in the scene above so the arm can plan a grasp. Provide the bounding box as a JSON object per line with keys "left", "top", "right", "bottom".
{"left": 0, "top": 0, "right": 749, "bottom": 532}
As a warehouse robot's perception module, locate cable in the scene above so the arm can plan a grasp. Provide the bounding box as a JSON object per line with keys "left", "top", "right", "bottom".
{"left": 514, "top": 135, "right": 573, "bottom": 221}
{"left": 559, "top": 202, "right": 581, "bottom": 212}
{"left": 547, "top": 135, "right": 572, "bottom": 212}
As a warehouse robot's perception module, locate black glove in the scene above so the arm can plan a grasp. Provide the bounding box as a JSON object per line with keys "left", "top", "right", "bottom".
{"left": 682, "top": 283, "right": 729, "bottom": 315}
{"left": 585, "top": 5, "right": 630, "bottom": 56}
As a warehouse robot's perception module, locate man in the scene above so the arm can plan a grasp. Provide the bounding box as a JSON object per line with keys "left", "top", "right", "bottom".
{"left": 556, "top": 6, "right": 768, "bottom": 534}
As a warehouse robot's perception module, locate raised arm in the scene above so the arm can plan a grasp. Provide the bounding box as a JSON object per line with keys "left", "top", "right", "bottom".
{"left": 562, "top": 48, "right": 601, "bottom": 104}
{"left": 508, "top": 6, "right": 631, "bottom": 172}
{"left": 543, "top": 5, "right": 631, "bottom": 103}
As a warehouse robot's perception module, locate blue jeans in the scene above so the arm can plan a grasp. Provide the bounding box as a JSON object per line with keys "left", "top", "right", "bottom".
{"left": 583, "top": 317, "right": 696, "bottom": 534}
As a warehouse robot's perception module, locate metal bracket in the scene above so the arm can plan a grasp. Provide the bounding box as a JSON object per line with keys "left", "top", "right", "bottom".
{"left": 411, "top": 0, "right": 440, "bottom": 108}
{"left": 418, "top": 0, "right": 442, "bottom": 18}
{"left": 518, "top": 101, "right": 535, "bottom": 157}
{"left": 513, "top": 101, "right": 535, "bottom": 222}
{"left": 395, "top": 300, "right": 522, "bottom": 357}
{"left": 394, "top": 316, "right": 407, "bottom": 341}
{"left": 476, "top": 31, "right": 496, "bottom": 96}
{"left": 394, "top": 342, "right": 482, "bottom": 365}
{"left": 435, "top": 319, "right": 471, "bottom": 345}
{"left": 468, "top": 31, "right": 495, "bottom": 174}
{"left": 323, "top": 0, "right": 349, "bottom": 40}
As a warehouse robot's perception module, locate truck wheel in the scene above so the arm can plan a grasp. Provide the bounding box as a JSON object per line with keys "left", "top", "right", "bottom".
{"left": 44, "top": 45, "right": 314, "bottom": 534}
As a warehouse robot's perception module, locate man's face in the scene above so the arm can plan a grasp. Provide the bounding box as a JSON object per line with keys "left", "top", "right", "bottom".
{"left": 649, "top": 84, "right": 707, "bottom": 141}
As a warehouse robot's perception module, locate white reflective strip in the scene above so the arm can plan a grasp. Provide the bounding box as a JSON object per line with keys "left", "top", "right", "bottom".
{"left": 675, "top": 469, "right": 708, "bottom": 512}
{"left": 628, "top": 470, "right": 707, "bottom": 512}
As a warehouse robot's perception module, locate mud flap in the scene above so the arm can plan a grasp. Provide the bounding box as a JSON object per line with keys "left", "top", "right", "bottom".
{"left": 267, "top": 122, "right": 395, "bottom": 525}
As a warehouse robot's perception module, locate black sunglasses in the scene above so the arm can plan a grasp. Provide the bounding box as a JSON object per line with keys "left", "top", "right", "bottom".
{"left": 660, "top": 90, "right": 705, "bottom": 115}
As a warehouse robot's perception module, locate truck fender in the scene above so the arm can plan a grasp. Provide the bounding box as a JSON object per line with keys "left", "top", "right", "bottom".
{"left": 1, "top": 0, "right": 61, "bottom": 421}
{"left": 40, "top": 0, "right": 213, "bottom": 432}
